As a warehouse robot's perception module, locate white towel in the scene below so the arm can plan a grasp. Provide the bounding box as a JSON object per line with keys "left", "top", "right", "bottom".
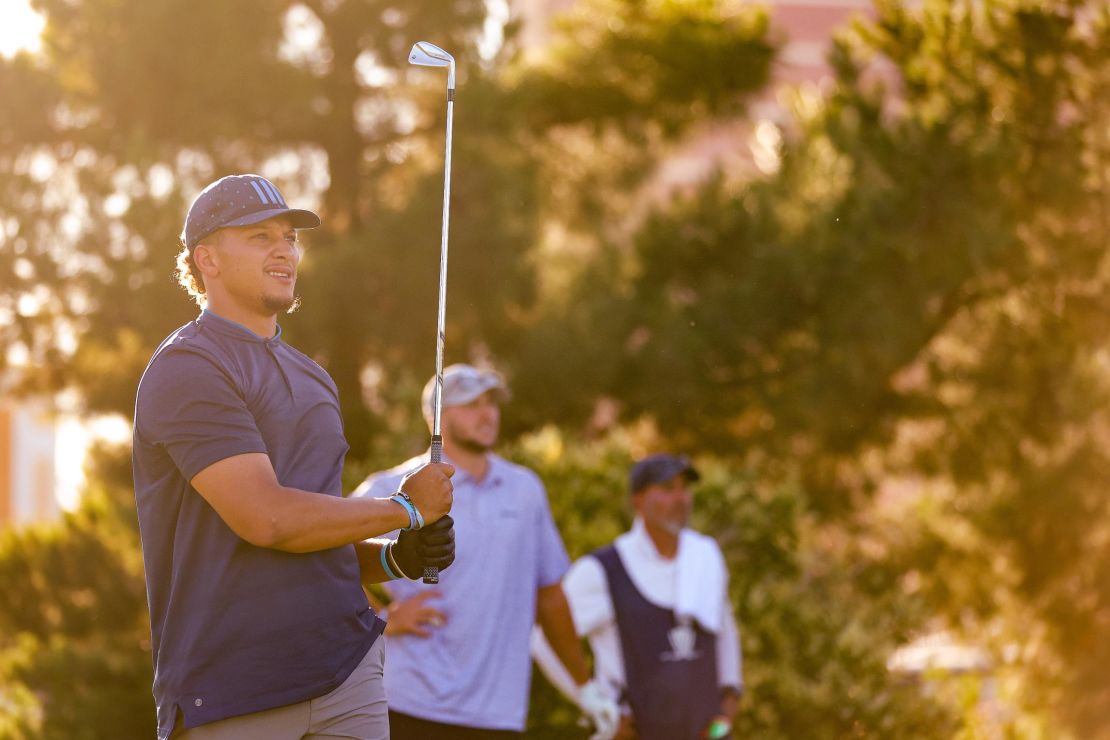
{"left": 674, "top": 528, "right": 727, "bottom": 634}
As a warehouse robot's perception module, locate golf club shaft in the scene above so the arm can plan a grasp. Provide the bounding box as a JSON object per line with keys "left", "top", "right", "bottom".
{"left": 425, "top": 87, "right": 454, "bottom": 585}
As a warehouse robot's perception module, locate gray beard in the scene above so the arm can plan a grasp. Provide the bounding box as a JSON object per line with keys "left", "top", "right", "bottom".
{"left": 661, "top": 520, "right": 686, "bottom": 536}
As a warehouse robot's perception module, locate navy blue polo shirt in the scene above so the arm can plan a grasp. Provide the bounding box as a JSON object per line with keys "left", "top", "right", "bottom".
{"left": 133, "top": 310, "right": 384, "bottom": 738}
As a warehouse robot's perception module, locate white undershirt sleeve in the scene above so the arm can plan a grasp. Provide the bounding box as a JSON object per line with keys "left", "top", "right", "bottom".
{"left": 715, "top": 576, "right": 743, "bottom": 692}
{"left": 531, "top": 556, "right": 627, "bottom": 706}
{"left": 563, "top": 556, "right": 614, "bottom": 635}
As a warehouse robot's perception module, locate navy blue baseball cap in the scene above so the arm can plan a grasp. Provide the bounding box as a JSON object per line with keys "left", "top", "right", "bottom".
{"left": 181, "top": 174, "right": 321, "bottom": 249}
{"left": 629, "top": 453, "right": 700, "bottom": 494}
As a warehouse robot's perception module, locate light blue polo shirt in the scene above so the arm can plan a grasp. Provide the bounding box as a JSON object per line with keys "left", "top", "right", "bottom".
{"left": 356, "top": 453, "right": 570, "bottom": 731}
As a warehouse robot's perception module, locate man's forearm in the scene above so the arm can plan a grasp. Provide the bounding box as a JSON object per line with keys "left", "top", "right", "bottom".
{"left": 254, "top": 490, "right": 410, "bottom": 552}
{"left": 190, "top": 452, "right": 417, "bottom": 552}
{"left": 719, "top": 686, "right": 740, "bottom": 717}
{"left": 536, "top": 583, "right": 590, "bottom": 685}
{"left": 356, "top": 539, "right": 395, "bottom": 585}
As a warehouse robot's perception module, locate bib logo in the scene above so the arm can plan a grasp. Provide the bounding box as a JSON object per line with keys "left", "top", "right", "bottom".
{"left": 661, "top": 619, "right": 700, "bottom": 662}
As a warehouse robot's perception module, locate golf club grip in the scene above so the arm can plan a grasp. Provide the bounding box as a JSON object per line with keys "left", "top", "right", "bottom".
{"left": 423, "top": 435, "right": 443, "bottom": 584}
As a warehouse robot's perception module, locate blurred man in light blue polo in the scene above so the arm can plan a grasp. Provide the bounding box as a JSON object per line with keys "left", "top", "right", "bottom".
{"left": 355, "top": 364, "right": 618, "bottom": 739}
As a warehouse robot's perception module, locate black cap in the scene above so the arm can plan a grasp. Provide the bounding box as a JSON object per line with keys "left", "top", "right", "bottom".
{"left": 629, "top": 453, "right": 700, "bottom": 494}
{"left": 181, "top": 174, "right": 321, "bottom": 249}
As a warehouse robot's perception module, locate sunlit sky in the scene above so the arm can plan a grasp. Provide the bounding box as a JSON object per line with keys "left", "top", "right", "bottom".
{"left": 56, "top": 414, "right": 131, "bottom": 511}
{"left": 0, "top": 1, "right": 510, "bottom": 60}
{"left": 0, "top": 0, "right": 45, "bottom": 57}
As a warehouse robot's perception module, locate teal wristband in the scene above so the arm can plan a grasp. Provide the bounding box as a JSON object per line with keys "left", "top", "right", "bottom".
{"left": 389, "top": 492, "right": 422, "bottom": 530}
{"left": 386, "top": 539, "right": 417, "bottom": 580}
{"left": 380, "top": 542, "right": 400, "bottom": 580}
{"left": 706, "top": 719, "right": 732, "bottom": 739}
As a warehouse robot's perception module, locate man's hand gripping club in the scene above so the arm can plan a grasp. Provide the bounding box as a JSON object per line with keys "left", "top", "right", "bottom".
{"left": 393, "top": 462, "right": 454, "bottom": 527}
{"left": 388, "top": 462, "right": 455, "bottom": 579}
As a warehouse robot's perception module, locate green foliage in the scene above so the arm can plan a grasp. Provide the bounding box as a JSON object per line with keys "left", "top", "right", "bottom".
{"left": 822, "top": 2, "right": 1110, "bottom": 731}
{"left": 0, "top": 447, "right": 152, "bottom": 738}
{"left": 3, "top": 0, "right": 1109, "bottom": 735}
{"left": 510, "top": 0, "right": 773, "bottom": 134}
{"left": 0, "top": 632, "right": 154, "bottom": 740}
{"left": 0, "top": 0, "right": 490, "bottom": 416}
{"left": 506, "top": 429, "right": 955, "bottom": 738}
{"left": 511, "top": 0, "right": 1110, "bottom": 731}
{"left": 0, "top": 0, "right": 772, "bottom": 434}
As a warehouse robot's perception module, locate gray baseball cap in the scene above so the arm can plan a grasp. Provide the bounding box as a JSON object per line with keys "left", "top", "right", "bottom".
{"left": 421, "top": 364, "right": 510, "bottom": 419}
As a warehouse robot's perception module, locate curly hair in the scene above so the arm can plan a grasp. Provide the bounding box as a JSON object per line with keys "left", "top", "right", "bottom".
{"left": 174, "top": 242, "right": 206, "bottom": 307}
{"left": 175, "top": 230, "right": 226, "bottom": 307}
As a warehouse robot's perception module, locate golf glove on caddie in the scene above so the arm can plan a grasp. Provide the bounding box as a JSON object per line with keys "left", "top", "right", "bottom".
{"left": 577, "top": 678, "right": 620, "bottom": 740}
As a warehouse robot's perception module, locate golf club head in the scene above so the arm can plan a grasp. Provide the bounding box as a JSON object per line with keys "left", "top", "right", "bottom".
{"left": 409, "top": 41, "right": 455, "bottom": 89}
{"left": 409, "top": 41, "right": 453, "bottom": 67}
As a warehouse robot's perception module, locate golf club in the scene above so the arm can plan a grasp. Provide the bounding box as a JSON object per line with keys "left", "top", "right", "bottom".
{"left": 409, "top": 40, "right": 455, "bottom": 585}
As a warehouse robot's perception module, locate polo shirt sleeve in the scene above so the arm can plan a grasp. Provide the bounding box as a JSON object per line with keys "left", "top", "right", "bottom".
{"left": 352, "top": 472, "right": 395, "bottom": 500}
{"left": 135, "top": 349, "right": 268, "bottom": 482}
{"left": 532, "top": 477, "right": 571, "bottom": 589}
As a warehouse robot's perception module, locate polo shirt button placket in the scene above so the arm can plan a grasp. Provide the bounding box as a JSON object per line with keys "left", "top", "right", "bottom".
{"left": 194, "top": 698, "right": 203, "bottom": 707}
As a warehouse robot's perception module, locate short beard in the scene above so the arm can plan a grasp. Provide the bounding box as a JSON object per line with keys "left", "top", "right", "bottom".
{"left": 454, "top": 437, "right": 493, "bottom": 455}
{"left": 263, "top": 294, "right": 301, "bottom": 315}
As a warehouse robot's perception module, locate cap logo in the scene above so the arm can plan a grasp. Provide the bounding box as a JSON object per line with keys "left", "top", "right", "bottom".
{"left": 182, "top": 174, "right": 321, "bottom": 249}
{"left": 249, "top": 178, "right": 287, "bottom": 207}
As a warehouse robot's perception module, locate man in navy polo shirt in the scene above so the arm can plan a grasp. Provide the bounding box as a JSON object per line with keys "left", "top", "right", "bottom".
{"left": 133, "top": 174, "right": 456, "bottom": 740}
{"left": 355, "top": 364, "right": 619, "bottom": 739}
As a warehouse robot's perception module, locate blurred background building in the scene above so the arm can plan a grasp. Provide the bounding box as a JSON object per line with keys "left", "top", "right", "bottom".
{"left": 0, "top": 398, "right": 59, "bottom": 527}
{"left": 515, "top": 0, "right": 871, "bottom": 197}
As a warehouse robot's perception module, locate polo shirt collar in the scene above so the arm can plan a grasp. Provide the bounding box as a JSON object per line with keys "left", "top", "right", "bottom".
{"left": 438, "top": 451, "right": 504, "bottom": 488}
{"left": 198, "top": 309, "right": 283, "bottom": 344}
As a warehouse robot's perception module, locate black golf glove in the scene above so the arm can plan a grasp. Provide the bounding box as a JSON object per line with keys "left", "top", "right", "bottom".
{"left": 392, "top": 515, "right": 455, "bottom": 579}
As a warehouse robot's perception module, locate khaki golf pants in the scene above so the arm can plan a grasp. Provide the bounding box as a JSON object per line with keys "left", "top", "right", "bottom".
{"left": 175, "top": 638, "right": 388, "bottom": 740}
